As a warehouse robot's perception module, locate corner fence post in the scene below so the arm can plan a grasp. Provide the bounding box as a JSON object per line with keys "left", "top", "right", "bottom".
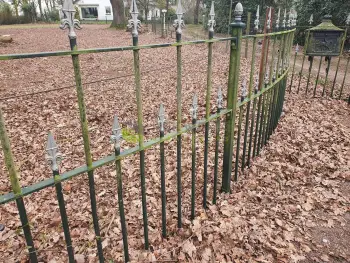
{"left": 222, "top": 2, "right": 244, "bottom": 193}
{"left": 0, "top": 108, "right": 38, "bottom": 263}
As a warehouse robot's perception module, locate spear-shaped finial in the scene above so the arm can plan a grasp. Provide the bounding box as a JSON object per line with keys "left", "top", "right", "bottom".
{"left": 282, "top": 9, "right": 286, "bottom": 29}
{"left": 173, "top": 0, "right": 185, "bottom": 35}
{"left": 295, "top": 43, "right": 299, "bottom": 53}
{"left": 266, "top": 7, "right": 272, "bottom": 30}
{"left": 191, "top": 94, "right": 198, "bottom": 119}
{"left": 254, "top": 5, "right": 260, "bottom": 31}
{"left": 234, "top": 2, "right": 243, "bottom": 22}
{"left": 217, "top": 87, "right": 223, "bottom": 109}
{"left": 46, "top": 132, "right": 63, "bottom": 172}
{"left": 127, "top": 0, "right": 141, "bottom": 39}
{"left": 111, "top": 115, "right": 123, "bottom": 150}
{"left": 346, "top": 14, "right": 350, "bottom": 25}
{"left": 293, "top": 11, "right": 297, "bottom": 27}
{"left": 309, "top": 14, "right": 313, "bottom": 25}
{"left": 276, "top": 8, "right": 280, "bottom": 31}
{"left": 60, "top": 0, "right": 82, "bottom": 39}
{"left": 272, "top": 61, "right": 277, "bottom": 82}
{"left": 208, "top": 1, "right": 216, "bottom": 35}
{"left": 158, "top": 104, "right": 166, "bottom": 132}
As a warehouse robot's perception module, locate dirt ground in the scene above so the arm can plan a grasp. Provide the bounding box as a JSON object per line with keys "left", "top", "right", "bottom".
{"left": 0, "top": 24, "right": 349, "bottom": 263}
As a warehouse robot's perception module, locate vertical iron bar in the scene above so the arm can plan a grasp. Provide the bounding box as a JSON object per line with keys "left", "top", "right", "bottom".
{"left": 114, "top": 147, "right": 129, "bottom": 261}
{"left": 241, "top": 38, "right": 257, "bottom": 169}
{"left": 212, "top": 106, "right": 221, "bottom": 204}
{"left": 203, "top": 19, "right": 214, "bottom": 209}
{"left": 339, "top": 56, "right": 350, "bottom": 100}
{"left": 69, "top": 38, "right": 104, "bottom": 261}
{"left": 132, "top": 35, "right": 149, "bottom": 248}
{"left": 53, "top": 170, "right": 75, "bottom": 262}
{"left": 314, "top": 56, "right": 323, "bottom": 97}
{"left": 253, "top": 93, "right": 262, "bottom": 158}
{"left": 297, "top": 31, "right": 310, "bottom": 93}
{"left": 257, "top": 91, "right": 265, "bottom": 154}
{"left": 331, "top": 28, "right": 347, "bottom": 95}
{"left": 160, "top": 127, "right": 166, "bottom": 238}
{"left": 305, "top": 56, "right": 314, "bottom": 95}
{"left": 234, "top": 103, "right": 244, "bottom": 181}
{"left": 222, "top": 4, "right": 244, "bottom": 193}
{"left": 247, "top": 89, "right": 257, "bottom": 166}
{"left": 191, "top": 115, "right": 196, "bottom": 220}
{"left": 0, "top": 109, "right": 38, "bottom": 263}
{"left": 176, "top": 31, "right": 183, "bottom": 228}
{"left": 324, "top": 57, "right": 332, "bottom": 97}
{"left": 289, "top": 45, "right": 298, "bottom": 92}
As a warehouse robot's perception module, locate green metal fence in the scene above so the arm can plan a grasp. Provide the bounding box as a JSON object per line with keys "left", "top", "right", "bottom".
{"left": 0, "top": 1, "right": 295, "bottom": 262}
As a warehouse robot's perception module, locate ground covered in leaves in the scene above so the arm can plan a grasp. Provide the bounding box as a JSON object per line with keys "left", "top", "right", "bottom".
{"left": 0, "top": 25, "right": 349, "bottom": 262}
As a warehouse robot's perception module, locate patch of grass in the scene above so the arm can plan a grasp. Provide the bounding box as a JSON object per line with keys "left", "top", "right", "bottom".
{"left": 122, "top": 127, "right": 139, "bottom": 144}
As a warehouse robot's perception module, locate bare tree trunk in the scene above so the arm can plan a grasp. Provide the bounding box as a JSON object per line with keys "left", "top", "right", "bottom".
{"left": 13, "top": 0, "right": 19, "bottom": 18}
{"left": 110, "top": 0, "right": 126, "bottom": 27}
{"left": 38, "top": 0, "right": 43, "bottom": 17}
{"left": 194, "top": 0, "right": 200, "bottom": 24}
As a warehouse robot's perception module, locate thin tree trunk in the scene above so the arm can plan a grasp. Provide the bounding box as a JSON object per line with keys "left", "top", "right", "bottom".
{"left": 13, "top": 0, "right": 19, "bottom": 18}
{"left": 110, "top": 0, "right": 126, "bottom": 27}
{"left": 194, "top": 0, "right": 200, "bottom": 24}
{"left": 38, "top": 0, "right": 43, "bottom": 17}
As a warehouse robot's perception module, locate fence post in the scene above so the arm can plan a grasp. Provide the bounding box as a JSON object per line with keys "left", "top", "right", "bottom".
{"left": 222, "top": 2, "right": 245, "bottom": 193}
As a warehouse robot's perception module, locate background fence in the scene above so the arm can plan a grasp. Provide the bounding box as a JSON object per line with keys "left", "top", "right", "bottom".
{"left": 0, "top": 1, "right": 300, "bottom": 262}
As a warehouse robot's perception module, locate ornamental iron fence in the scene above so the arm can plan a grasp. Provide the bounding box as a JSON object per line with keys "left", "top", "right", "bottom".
{"left": 0, "top": 1, "right": 296, "bottom": 262}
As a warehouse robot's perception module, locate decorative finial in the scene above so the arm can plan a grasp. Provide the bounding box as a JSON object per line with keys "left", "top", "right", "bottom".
{"left": 173, "top": 0, "right": 185, "bottom": 35}
{"left": 309, "top": 14, "right": 313, "bottom": 25}
{"left": 241, "top": 79, "right": 247, "bottom": 100}
{"left": 46, "top": 132, "right": 63, "bottom": 172}
{"left": 254, "top": 5, "right": 260, "bottom": 31}
{"left": 127, "top": 0, "right": 141, "bottom": 38}
{"left": 346, "top": 14, "right": 350, "bottom": 25}
{"left": 234, "top": 2, "right": 243, "bottom": 22}
{"left": 217, "top": 87, "right": 223, "bottom": 109}
{"left": 282, "top": 9, "right": 286, "bottom": 29}
{"left": 158, "top": 104, "right": 166, "bottom": 132}
{"left": 191, "top": 94, "right": 198, "bottom": 119}
{"left": 276, "top": 8, "right": 280, "bottom": 31}
{"left": 295, "top": 43, "right": 299, "bottom": 53}
{"left": 293, "top": 11, "right": 297, "bottom": 27}
{"left": 60, "top": 0, "right": 81, "bottom": 39}
{"left": 266, "top": 7, "right": 272, "bottom": 30}
{"left": 287, "top": 11, "right": 292, "bottom": 28}
{"left": 111, "top": 115, "right": 123, "bottom": 150}
{"left": 208, "top": 1, "right": 216, "bottom": 34}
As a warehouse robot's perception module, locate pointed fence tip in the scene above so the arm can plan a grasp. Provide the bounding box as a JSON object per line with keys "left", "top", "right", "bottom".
{"left": 176, "top": 0, "right": 183, "bottom": 15}
{"left": 209, "top": 1, "right": 215, "bottom": 16}
{"left": 46, "top": 131, "right": 57, "bottom": 151}
{"left": 130, "top": 0, "right": 139, "bottom": 13}
{"left": 234, "top": 2, "right": 243, "bottom": 16}
{"left": 62, "top": 0, "right": 74, "bottom": 12}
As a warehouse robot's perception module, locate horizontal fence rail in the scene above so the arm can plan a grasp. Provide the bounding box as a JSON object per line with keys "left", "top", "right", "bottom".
{"left": 0, "top": 1, "right": 296, "bottom": 262}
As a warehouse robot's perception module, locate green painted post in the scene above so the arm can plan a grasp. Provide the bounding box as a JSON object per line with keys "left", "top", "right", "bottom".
{"left": 46, "top": 132, "right": 75, "bottom": 263}
{"left": 0, "top": 108, "right": 38, "bottom": 263}
{"left": 111, "top": 116, "right": 129, "bottom": 262}
{"left": 212, "top": 88, "right": 222, "bottom": 204}
{"left": 60, "top": 2, "right": 104, "bottom": 260}
{"left": 173, "top": 0, "right": 185, "bottom": 228}
{"left": 190, "top": 94, "right": 197, "bottom": 220}
{"left": 305, "top": 56, "right": 314, "bottom": 95}
{"left": 222, "top": 2, "right": 244, "bottom": 193}
{"left": 128, "top": 0, "right": 150, "bottom": 248}
{"left": 244, "top": 12, "right": 251, "bottom": 58}
{"left": 203, "top": 1, "right": 215, "bottom": 209}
